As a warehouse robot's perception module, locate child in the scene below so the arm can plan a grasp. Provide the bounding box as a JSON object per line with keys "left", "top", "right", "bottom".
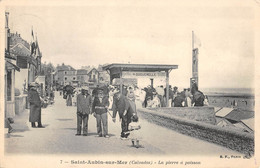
{"left": 204, "top": 95, "right": 209, "bottom": 106}
{"left": 128, "top": 115, "right": 142, "bottom": 148}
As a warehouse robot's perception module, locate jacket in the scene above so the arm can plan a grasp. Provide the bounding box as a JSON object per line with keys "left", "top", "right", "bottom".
{"left": 92, "top": 96, "right": 109, "bottom": 115}
{"left": 77, "top": 93, "right": 92, "bottom": 115}
{"left": 112, "top": 93, "right": 130, "bottom": 119}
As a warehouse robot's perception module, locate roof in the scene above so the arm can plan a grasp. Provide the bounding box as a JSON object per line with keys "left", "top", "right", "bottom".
{"left": 77, "top": 69, "right": 88, "bottom": 75}
{"left": 103, "top": 63, "right": 178, "bottom": 72}
{"left": 57, "top": 64, "right": 76, "bottom": 71}
{"left": 215, "top": 107, "right": 234, "bottom": 117}
{"left": 10, "top": 43, "right": 31, "bottom": 57}
{"left": 225, "top": 109, "right": 254, "bottom": 122}
{"left": 87, "top": 68, "right": 99, "bottom": 75}
{"left": 241, "top": 118, "right": 254, "bottom": 131}
{"left": 216, "top": 118, "right": 234, "bottom": 127}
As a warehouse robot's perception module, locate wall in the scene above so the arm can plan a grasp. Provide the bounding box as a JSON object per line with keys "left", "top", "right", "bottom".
{"left": 138, "top": 108, "right": 254, "bottom": 155}
{"left": 15, "top": 69, "right": 28, "bottom": 93}
{"left": 15, "top": 95, "right": 26, "bottom": 115}
{"left": 57, "top": 70, "right": 65, "bottom": 85}
{"left": 151, "top": 107, "right": 216, "bottom": 125}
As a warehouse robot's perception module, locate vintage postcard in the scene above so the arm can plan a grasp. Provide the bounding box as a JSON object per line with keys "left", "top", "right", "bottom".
{"left": 1, "top": 0, "right": 259, "bottom": 167}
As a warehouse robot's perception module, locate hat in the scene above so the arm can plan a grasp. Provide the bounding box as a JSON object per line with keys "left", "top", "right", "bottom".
{"left": 29, "top": 82, "right": 38, "bottom": 87}
{"left": 191, "top": 78, "right": 196, "bottom": 81}
{"left": 81, "top": 86, "right": 89, "bottom": 91}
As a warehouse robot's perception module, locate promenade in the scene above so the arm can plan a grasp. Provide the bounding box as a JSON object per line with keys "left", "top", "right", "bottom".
{"left": 5, "top": 92, "right": 240, "bottom": 155}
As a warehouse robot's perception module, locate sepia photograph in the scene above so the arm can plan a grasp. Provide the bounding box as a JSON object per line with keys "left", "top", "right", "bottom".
{"left": 1, "top": 0, "right": 259, "bottom": 167}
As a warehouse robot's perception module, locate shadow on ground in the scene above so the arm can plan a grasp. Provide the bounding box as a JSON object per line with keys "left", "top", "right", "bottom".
{"left": 56, "top": 119, "right": 73, "bottom": 121}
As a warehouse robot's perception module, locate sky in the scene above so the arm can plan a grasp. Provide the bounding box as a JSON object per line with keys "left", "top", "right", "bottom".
{"left": 5, "top": 0, "right": 257, "bottom": 89}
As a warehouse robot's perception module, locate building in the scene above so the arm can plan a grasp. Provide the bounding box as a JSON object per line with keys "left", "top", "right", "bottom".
{"left": 76, "top": 69, "right": 89, "bottom": 87}
{"left": 215, "top": 107, "right": 254, "bottom": 133}
{"left": 56, "top": 63, "right": 77, "bottom": 86}
{"left": 98, "top": 70, "right": 110, "bottom": 85}
{"left": 9, "top": 29, "right": 42, "bottom": 93}
{"left": 9, "top": 32, "right": 31, "bottom": 93}
{"left": 87, "top": 68, "right": 99, "bottom": 86}
{"left": 4, "top": 12, "right": 20, "bottom": 118}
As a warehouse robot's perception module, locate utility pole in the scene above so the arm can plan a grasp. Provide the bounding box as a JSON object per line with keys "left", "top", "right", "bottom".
{"left": 191, "top": 31, "right": 199, "bottom": 89}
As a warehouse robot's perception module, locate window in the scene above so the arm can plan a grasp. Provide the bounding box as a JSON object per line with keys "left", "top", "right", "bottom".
{"left": 93, "top": 75, "right": 96, "bottom": 80}
{"left": 7, "top": 70, "right": 12, "bottom": 101}
{"left": 73, "top": 77, "right": 75, "bottom": 80}
{"left": 65, "top": 71, "right": 67, "bottom": 75}
{"left": 65, "top": 77, "right": 67, "bottom": 80}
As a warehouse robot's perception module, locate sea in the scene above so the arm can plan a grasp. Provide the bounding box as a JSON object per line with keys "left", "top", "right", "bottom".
{"left": 200, "top": 88, "right": 254, "bottom": 96}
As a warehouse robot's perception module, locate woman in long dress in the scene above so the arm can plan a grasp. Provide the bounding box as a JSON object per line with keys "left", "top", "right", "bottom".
{"left": 67, "top": 94, "right": 72, "bottom": 106}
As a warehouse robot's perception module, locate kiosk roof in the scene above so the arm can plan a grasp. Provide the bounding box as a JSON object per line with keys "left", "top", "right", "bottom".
{"left": 103, "top": 63, "right": 178, "bottom": 72}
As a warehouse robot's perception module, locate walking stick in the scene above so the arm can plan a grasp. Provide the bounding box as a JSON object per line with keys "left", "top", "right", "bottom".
{"left": 106, "top": 108, "right": 113, "bottom": 118}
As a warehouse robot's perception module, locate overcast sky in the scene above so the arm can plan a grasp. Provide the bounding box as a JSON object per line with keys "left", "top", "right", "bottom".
{"left": 5, "top": 0, "right": 257, "bottom": 88}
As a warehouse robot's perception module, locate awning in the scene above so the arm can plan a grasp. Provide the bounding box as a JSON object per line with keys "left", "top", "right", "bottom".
{"left": 6, "top": 60, "right": 20, "bottom": 72}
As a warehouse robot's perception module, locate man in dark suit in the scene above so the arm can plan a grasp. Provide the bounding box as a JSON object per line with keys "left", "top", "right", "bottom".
{"left": 76, "top": 86, "right": 92, "bottom": 136}
{"left": 112, "top": 91, "right": 132, "bottom": 139}
{"left": 92, "top": 90, "right": 110, "bottom": 138}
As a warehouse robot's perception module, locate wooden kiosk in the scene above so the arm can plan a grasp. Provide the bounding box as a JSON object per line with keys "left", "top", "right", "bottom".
{"left": 103, "top": 63, "right": 178, "bottom": 107}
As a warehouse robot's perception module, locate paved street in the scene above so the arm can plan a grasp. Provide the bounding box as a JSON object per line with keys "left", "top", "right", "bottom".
{"left": 5, "top": 92, "right": 241, "bottom": 156}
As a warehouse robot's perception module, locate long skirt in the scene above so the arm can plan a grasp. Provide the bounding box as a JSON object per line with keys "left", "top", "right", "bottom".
{"left": 29, "top": 104, "right": 41, "bottom": 122}
{"left": 66, "top": 95, "right": 72, "bottom": 106}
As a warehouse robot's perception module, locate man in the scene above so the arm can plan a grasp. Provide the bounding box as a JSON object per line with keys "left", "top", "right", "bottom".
{"left": 28, "top": 82, "right": 44, "bottom": 128}
{"left": 92, "top": 90, "right": 109, "bottom": 138}
{"left": 184, "top": 88, "right": 193, "bottom": 107}
{"left": 164, "top": 85, "right": 174, "bottom": 107}
{"left": 76, "top": 86, "right": 92, "bottom": 136}
{"left": 191, "top": 78, "right": 198, "bottom": 95}
{"left": 112, "top": 91, "right": 132, "bottom": 140}
{"left": 156, "top": 85, "right": 164, "bottom": 107}
{"left": 173, "top": 91, "right": 186, "bottom": 107}
{"left": 192, "top": 90, "right": 205, "bottom": 106}
{"left": 92, "top": 84, "right": 100, "bottom": 98}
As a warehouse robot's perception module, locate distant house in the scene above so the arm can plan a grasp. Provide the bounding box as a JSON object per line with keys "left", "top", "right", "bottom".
{"left": 56, "top": 63, "right": 77, "bottom": 86}
{"left": 88, "top": 68, "right": 99, "bottom": 85}
{"left": 98, "top": 71, "right": 109, "bottom": 84}
{"left": 215, "top": 107, "right": 254, "bottom": 133}
{"left": 76, "top": 69, "right": 89, "bottom": 86}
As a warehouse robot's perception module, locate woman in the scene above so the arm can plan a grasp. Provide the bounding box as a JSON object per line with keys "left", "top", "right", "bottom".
{"left": 67, "top": 94, "right": 72, "bottom": 106}
{"left": 28, "top": 82, "right": 44, "bottom": 128}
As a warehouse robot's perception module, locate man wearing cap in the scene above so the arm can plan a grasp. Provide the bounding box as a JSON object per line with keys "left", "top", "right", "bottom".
{"left": 112, "top": 91, "right": 132, "bottom": 140}
{"left": 76, "top": 86, "right": 92, "bottom": 136}
{"left": 92, "top": 90, "right": 110, "bottom": 138}
{"left": 28, "top": 82, "right": 44, "bottom": 128}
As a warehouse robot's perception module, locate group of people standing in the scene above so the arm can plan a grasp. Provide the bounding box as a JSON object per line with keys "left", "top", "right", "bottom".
{"left": 75, "top": 85, "right": 141, "bottom": 147}
{"left": 141, "top": 79, "right": 206, "bottom": 108}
